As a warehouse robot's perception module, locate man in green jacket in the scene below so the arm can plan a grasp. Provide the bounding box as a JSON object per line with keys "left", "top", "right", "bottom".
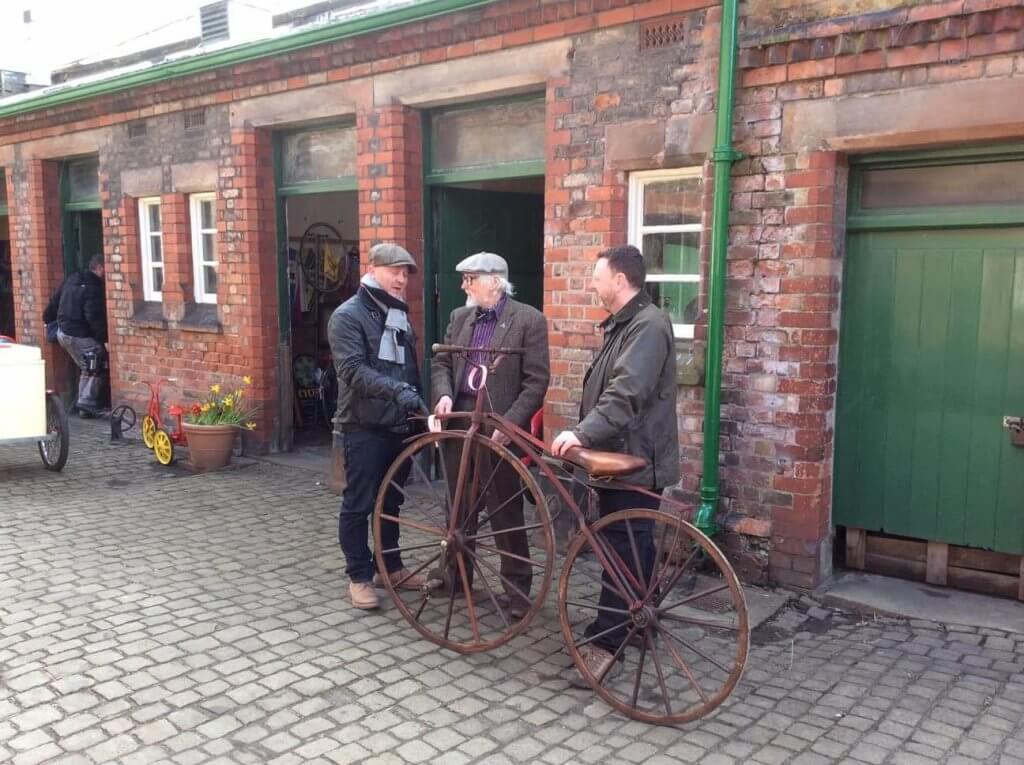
{"left": 552, "top": 244, "right": 679, "bottom": 685}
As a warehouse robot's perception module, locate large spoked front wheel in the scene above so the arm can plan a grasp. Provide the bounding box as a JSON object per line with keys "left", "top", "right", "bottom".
{"left": 558, "top": 509, "right": 749, "bottom": 725}
{"left": 372, "top": 430, "right": 554, "bottom": 654}
{"left": 38, "top": 393, "right": 69, "bottom": 471}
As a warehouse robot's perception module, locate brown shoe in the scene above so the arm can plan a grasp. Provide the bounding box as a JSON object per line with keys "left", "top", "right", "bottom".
{"left": 569, "top": 644, "right": 621, "bottom": 689}
{"left": 374, "top": 568, "right": 427, "bottom": 591}
{"left": 349, "top": 581, "right": 379, "bottom": 610}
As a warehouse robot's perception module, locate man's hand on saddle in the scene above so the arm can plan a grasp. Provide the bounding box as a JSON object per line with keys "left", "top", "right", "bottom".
{"left": 551, "top": 430, "right": 581, "bottom": 457}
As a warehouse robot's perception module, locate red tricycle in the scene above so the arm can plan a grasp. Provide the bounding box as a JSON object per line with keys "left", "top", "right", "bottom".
{"left": 139, "top": 379, "right": 187, "bottom": 465}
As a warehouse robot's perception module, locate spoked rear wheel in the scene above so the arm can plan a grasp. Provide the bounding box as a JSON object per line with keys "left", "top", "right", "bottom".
{"left": 38, "top": 393, "right": 70, "bottom": 471}
{"left": 558, "top": 509, "right": 749, "bottom": 725}
{"left": 141, "top": 415, "right": 157, "bottom": 449}
{"left": 372, "top": 430, "right": 554, "bottom": 653}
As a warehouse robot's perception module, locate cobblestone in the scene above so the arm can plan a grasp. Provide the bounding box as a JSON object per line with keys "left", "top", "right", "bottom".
{"left": 4, "top": 421, "right": 1024, "bottom": 763}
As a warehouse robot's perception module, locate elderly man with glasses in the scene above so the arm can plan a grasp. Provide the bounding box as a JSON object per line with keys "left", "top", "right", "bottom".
{"left": 431, "top": 252, "right": 550, "bottom": 619}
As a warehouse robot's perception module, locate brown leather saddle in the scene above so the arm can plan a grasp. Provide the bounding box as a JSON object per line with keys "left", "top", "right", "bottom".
{"left": 562, "top": 446, "right": 647, "bottom": 478}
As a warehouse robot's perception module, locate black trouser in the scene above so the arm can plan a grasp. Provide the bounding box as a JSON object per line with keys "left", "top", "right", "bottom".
{"left": 584, "top": 487, "right": 662, "bottom": 653}
{"left": 445, "top": 395, "right": 532, "bottom": 604}
{"left": 338, "top": 428, "right": 411, "bottom": 583}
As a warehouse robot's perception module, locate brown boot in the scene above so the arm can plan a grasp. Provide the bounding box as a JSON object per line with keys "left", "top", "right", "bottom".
{"left": 349, "top": 581, "right": 379, "bottom": 610}
{"left": 569, "top": 644, "right": 622, "bottom": 688}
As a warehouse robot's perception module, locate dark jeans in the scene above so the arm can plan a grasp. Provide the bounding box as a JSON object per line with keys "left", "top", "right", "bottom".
{"left": 584, "top": 487, "right": 662, "bottom": 653}
{"left": 57, "top": 330, "right": 105, "bottom": 412}
{"left": 339, "top": 428, "right": 411, "bottom": 583}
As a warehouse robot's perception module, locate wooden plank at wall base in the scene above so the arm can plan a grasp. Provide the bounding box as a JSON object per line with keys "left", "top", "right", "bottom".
{"left": 947, "top": 566, "right": 1018, "bottom": 601}
{"left": 863, "top": 552, "right": 926, "bottom": 582}
{"left": 926, "top": 541, "right": 949, "bottom": 586}
{"left": 867, "top": 534, "right": 926, "bottom": 562}
{"left": 846, "top": 528, "right": 866, "bottom": 570}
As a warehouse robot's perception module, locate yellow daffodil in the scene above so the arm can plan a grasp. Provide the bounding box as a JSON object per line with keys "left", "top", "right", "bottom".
{"left": 223, "top": 396, "right": 234, "bottom": 408}
{"left": 210, "top": 384, "right": 221, "bottom": 394}
{"left": 201, "top": 403, "right": 212, "bottom": 413}
{"left": 244, "top": 421, "right": 257, "bottom": 430}
{"left": 243, "top": 376, "right": 253, "bottom": 385}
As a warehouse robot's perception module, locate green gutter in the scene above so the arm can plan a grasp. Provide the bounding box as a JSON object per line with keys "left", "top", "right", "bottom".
{"left": 0, "top": 0, "right": 497, "bottom": 120}
{"left": 694, "top": 0, "right": 742, "bottom": 538}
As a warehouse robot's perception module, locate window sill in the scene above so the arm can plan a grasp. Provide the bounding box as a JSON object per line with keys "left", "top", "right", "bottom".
{"left": 178, "top": 302, "right": 221, "bottom": 334}
{"left": 129, "top": 301, "right": 167, "bottom": 329}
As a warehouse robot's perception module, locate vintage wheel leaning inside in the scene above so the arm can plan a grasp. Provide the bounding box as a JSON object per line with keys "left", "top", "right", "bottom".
{"left": 152, "top": 428, "right": 175, "bottom": 466}
{"left": 372, "top": 430, "right": 554, "bottom": 654}
{"left": 141, "top": 415, "right": 157, "bottom": 449}
{"left": 38, "top": 393, "right": 70, "bottom": 472}
{"left": 557, "top": 508, "right": 749, "bottom": 725}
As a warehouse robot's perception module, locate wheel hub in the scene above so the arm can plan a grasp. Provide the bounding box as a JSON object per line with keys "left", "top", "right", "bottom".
{"left": 631, "top": 604, "right": 658, "bottom": 630}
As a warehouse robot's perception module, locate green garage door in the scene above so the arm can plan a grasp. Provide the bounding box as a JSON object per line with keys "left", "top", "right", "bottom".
{"left": 835, "top": 229, "right": 1024, "bottom": 553}
{"left": 835, "top": 151, "right": 1024, "bottom": 555}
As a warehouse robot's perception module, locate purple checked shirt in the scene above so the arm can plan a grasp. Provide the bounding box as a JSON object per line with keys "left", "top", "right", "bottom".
{"left": 459, "top": 295, "right": 508, "bottom": 396}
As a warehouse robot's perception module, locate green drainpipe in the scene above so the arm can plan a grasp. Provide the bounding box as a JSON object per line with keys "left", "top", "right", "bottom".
{"left": 694, "top": 0, "right": 742, "bottom": 538}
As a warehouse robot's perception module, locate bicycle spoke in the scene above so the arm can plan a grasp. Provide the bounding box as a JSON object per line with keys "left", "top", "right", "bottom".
{"left": 473, "top": 485, "right": 531, "bottom": 532}
{"left": 625, "top": 519, "right": 648, "bottom": 593}
{"left": 472, "top": 542, "right": 547, "bottom": 570}
{"left": 469, "top": 553, "right": 510, "bottom": 629}
{"left": 563, "top": 600, "right": 631, "bottom": 615}
{"left": 662, "top": 629, "right": 709, "bottom": 703}
{"left": 390, "top": 551, "right": 441, "bottom": 593}
{"left": 460, "top": 448, "right": 504, "bottom": 532}
{"left": 573, "top": 619, "right": 633, "bottom": 651}
{"left": 598, "top": 625, "right": 638, "bottom": 686}
{"left": 653, "top": 544, "right": 701, "bottom": 606}
{"left": 379, "top": 539, "right": 444, "bottom": 556}
{"left": 463, "top": 548, "right": 533, "bottom": 609}
{"left": 379, "top": 513, "right": 445, "bottom": 538}
{"left": 409, "top": 452, "right": 449, "bottom": 515}
{"left": 443, "top": 574, "right": 457, "bottom": 642}
{"left": 456, "top": 553, "right": 480, "bottom": 643}
{"left": 593, "top": 533, "right": 642, "bottom": 604}
{"left": 464, "top": 521, "right": 544, "bottom": 543}
{"left": 661, "top": 612, "right": 738, "bottom": 631}
{"left": 645, "top": 632, "right": 673, "bottom": 717}
{"left": 631, "top": 634, "right": 648, "bottom": 708}
{"left": 648, "top": 521, "right": 688, "bottom": 598}
{"left": 660, "top": 583, "right": 730, "bottom": 614}
{"left": 414, "top": 595, "right": 430, "bottom": 621}
{"left": 662, "top": 627, "right": 732, "bottom": 675}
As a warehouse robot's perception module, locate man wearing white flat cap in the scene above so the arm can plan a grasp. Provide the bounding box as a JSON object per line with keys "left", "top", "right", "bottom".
{"left": 431, "top": 251, "right": 549, "bottom": 619}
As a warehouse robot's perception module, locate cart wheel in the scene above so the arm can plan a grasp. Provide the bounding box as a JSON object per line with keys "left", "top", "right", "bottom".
{"left": 38, "top": 393, "right": 70, "bottom": 472}
{"left": 372, "top": 430, "right": 554, "bottom": 654}
{"left": 153, "top": 428, "right": 175, "bottom": 465}
{"left": 141, "top": 415, "right": 157, "bottom": 449}
{"left": 558, "top": 509, "right": 749, "bottom": 725}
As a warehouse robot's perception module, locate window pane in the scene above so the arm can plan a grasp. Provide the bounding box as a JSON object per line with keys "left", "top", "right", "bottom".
{"left": 641, "top": 231, "right": 700, "bottom": 276}
{"left": 282, "top": 126, "right": 357, "bottom": 185}
{"left": 860, "top": 160, "right": 1024, "bottom": 209}
{"left": 202, "top": 233, "right": 215, "bottom": 261}
{"left": 68, "top": 157, "right": 100, "bottom": 202}
{"left": 148, "top": 204, "right": 161, "bottom": 233}
{"left": 648, "top": 281, "right": 700, "bottom": 326}
{"left": 201, "top": 199, "right": 214, "bottom": 230}
{"left": 153, "top": 266, "right": 164, "bottom": 294}
{"left": 150, "top": 236, "right": 162, "bottom": 263}
{"left": 642, "top": 176, "right": 702, "bottom": 226}
{"left": 431, "top": 98, "right": 544, "bottom": 173}
{"left": 204, "top": 266, "right": 218, "bottom": 295}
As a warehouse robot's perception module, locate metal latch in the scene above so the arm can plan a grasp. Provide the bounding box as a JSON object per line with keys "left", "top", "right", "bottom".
{"left": 1004, "top": 416, "right": 1024, "bottom": 447}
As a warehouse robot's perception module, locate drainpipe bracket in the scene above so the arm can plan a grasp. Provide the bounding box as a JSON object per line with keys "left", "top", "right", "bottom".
{"left": 712, "top": 147, "right": 744, "bottom": 163}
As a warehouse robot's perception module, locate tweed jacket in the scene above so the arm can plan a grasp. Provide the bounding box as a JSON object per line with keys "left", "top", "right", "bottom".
{"left": 431, "top": 298, "right": 550, "bottom": 429}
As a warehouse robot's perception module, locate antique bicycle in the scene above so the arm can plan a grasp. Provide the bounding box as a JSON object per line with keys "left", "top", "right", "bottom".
{"left": 372, "top": 344, "right": 749, "bottom": 726}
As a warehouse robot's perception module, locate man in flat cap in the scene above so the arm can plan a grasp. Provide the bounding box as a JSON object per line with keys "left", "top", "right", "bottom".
{"left": 431, "top": 252, "right": 550, "bottom": 619}
{"left": 329, "top": 242, "right": 429, "bottom": 611}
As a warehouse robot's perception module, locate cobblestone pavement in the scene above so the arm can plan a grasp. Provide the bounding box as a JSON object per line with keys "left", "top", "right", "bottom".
{"left": 3, "top": 419, "right": 1024, "bottom": 765}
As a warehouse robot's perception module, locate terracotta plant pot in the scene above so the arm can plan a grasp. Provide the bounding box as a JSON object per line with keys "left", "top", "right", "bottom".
{"left": 183, "top": 422, "right": 237, "bottom": 471}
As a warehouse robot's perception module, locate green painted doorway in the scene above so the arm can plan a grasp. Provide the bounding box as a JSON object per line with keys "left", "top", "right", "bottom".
{"left": 835, "top": 149, "right": 1024, "bottom": 555}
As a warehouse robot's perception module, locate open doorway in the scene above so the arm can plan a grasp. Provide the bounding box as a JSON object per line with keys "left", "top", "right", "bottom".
{"left": 432, "top": 177, "right": 544, "bottom": 341}
{"left": 0, "top": 213, "right": 12, "bottom": 338}
{"left": 283, "top": 190, "right": 359, "bottom": 450}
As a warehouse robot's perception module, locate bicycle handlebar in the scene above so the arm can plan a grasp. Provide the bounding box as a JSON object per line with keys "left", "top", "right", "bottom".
{"left": 431, "top": 344, "right": 525, "bottom": 356}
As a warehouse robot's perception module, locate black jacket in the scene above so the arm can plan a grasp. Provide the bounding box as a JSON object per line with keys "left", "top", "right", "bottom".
{"left": 43, "top": 270, "right": 107, "bottom": 343}
{"left": 574, "top": 291, "right": 680, "bottom": 489}
{"left": 328, "top": 284, "right": 423, "bottom": 434}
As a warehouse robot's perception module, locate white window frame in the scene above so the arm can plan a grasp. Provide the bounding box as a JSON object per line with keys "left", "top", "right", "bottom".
{"left": 139, "top": 197, "right": 163, "bottom": 302}
{"left": 189, "top": 193, "right": 218, "bottom": 304}
{"left": 628, "top": 167, "right": 704, "bottom": 339}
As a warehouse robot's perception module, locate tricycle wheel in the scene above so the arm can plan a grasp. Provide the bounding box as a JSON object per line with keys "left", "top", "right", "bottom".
{"left": 38, "top": 393, "right": 69, "bottom": 472}
{"left": 141, "top": 415, "right": 157, "bottom": 449}
{"left": 558, "top": 509, "right": 749, "bottom": 725}
{"left": 372, "top": 430, "right": 554, "bottom": 654}
{"left": 153, "top": 428, "right": 175, "bottom": 465}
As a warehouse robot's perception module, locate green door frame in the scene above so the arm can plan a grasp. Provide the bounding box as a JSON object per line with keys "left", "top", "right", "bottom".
{"left": 421, "top": 92, "right": 546, "bottom": 378}
{"left": 59, "top": 157, "right": 103, "bottom": 276}
{"left": 848, "top": 145, "right": 1024, "bottom": 232}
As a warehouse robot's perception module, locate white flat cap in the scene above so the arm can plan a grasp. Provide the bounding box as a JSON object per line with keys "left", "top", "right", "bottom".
{"left": 455, "top": 251, "right": 508, "bottom": 276}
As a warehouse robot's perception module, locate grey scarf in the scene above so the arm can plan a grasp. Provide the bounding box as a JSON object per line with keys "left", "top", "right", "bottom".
{"left": 361, "top": 274, "right": 408, "bottom": 365}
